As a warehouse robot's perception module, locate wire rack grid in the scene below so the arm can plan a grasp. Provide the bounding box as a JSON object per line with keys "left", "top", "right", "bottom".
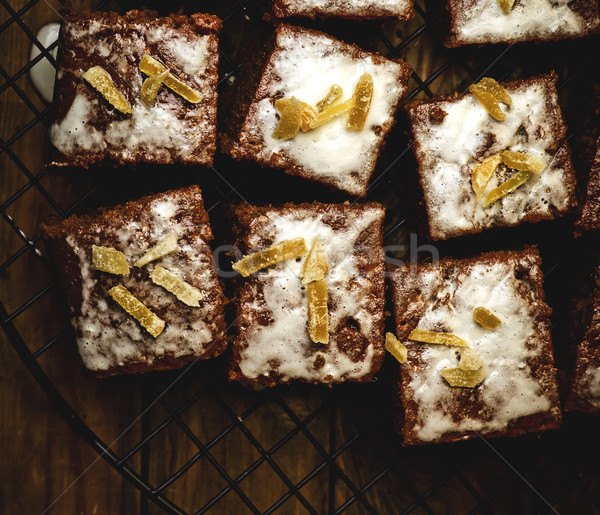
{"left": 2, "top": 0, "right": 600, "bottom": 513}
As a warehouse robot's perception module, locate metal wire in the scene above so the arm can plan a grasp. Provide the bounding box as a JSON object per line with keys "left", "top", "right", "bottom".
{"left": 2, "top": 0, "right": 600, "bottom": 513}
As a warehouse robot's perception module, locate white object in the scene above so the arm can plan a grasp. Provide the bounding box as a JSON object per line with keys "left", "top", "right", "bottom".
{"left": 29, "top": 22, "right": 60, "bottom": 103}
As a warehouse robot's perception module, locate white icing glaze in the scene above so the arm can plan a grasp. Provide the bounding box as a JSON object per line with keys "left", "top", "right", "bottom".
{"left": 66, "top": 194, "right": 220, "bottom": 372}
{"left": 238, "top": 206, "right": 384, "bottom": 382}
{"left": 29, "top": 22, "right": 60, "bottom": 103}
{"left": 582, "top": 366, "right": 600, "bottom": 408}
{"left": 413, "top": 81, "right": 572, "bottom": 239}
{"left": 244, "top": 28, "right": 407, "bottom": 196}
{"left": 277, "top": 0, "right": 412, "bottom": 17}
{"left": 147, "top": 27, "right": 209, "bottom": 76}
{"left": 403, "top": 261, "right": 552, "bottom": 442}
{"left": 452, "top": 0, "right": 591, "bottom": 44}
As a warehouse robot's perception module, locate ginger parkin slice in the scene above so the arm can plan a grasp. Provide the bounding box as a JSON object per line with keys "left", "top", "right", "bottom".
{"left": 300, "top": 237, "right": 329, "bottom": 285}
{"left": 273, "top": 96, "right": 303, "bottom": 140}
{"left": 347, "top": 73, "right": 373, "bottom": 131}
{"left": 274, "top": 97, "right": 317, "bottom": 132}
{"left": 316, "top": 84, "right": 343, "bottom": 112}
{"left": 135, "top": 231, "right": 180, "bottom": 268}
{"left": 458, "top": 347, "right": 484, "bottom": 371}
{"left": 150, "top": 265, "right": 204, "bottom": 307}
{"left": 307, "top": 279, "right": 329, "bottom": 344}
{"left": 483, "top": 170, "right": 533, "bottom": 208}
{"left": 408, "top": 329, "right": 468, "bottom": 347}
{"left": 92, "top": 245, "right": 130, "bottom": 275}
{"left": 472, "top": 152, "right": 502, "bottom": 196}
{"left": 309, "top": 97, "right": 355, "bottom": 129}
{"left": 140, "top": 69, "right": 169, "bottom": 106}
{"left": 473, "top": 306, "right": 502, "bottom": 330}
{"left": 469, "top": 77, "right": 512, "bottom": 121}
{"left": 441, "top": 367, "right": 487, "bottom": 388}
{"left": 232, "top": 238, "right": 307, "bottom": 277}
{"left": 385, "top": 332, "right": 407, "bottom": 364}
{"left": 497, "top": 0, "right": 516, "bottom": 14}
{"left": 108, "top": 285, "right": 165, "bottom": 338}
{"left": 82, "top": 66, "right": 131, "bottom": 114}
{"left": 139, "top": 54, "right": 202, "bottom": 104}
{"left": 500, "top": 150, "right": 546, "bottom": 173}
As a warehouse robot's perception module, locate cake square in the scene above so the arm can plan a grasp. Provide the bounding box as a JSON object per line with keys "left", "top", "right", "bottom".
{"left": 389, "top": 248, "right": 562, "bottom": 445}
{"left": 406, "top": 74, "right": 577, "bottom": 240}
{"left": 437, "top": 0, "right": 600, "bottom": 47}
{"left": 49, "top": 9, "right": 221, "bottom": 167}
{"left": 576, "top": 136, "right": 600, "bottom": 233}
{"left": 566, "top": 257, "right": 600, "bottom": 414}
{"left": 230, "top": 202, "right": 386, "bottom": 385}
{"left": 219, "top": 24, "right": 411, "bottom": 197}
{"left": 272, "top": 0, "right": 414, "bottom": 20}
{"left": 41, "top": 186, "right": 227, "bottom": 376}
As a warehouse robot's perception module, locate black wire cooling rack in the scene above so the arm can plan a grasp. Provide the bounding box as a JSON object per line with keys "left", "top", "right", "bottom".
{"left": 3, "top": 0, "right": 600, "bottom": 512}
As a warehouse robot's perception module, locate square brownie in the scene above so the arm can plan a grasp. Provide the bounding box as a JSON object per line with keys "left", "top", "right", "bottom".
{"left": 437, "top": 0, "right": 600, "bottom": 47}
{"left": 41, "top": 186, "right": 227, "bottom": 376}
{"left": 576, "top": 136, "right": 600, "bottom": 233}
{"left": 49, "top": 9, "right": 221, "bottom": 167}
{"left": 407, "top": 74, "right": 577, "bottom": 240}
{"left": 390, "top": 248, "right": 562, "bottom": 445}
{"left": 230, "top": 202, "right": 386, "bottom": 385}
{"left": 272, "top": 0, "right": 414, "bottom": 20}
{"left": 219, "top": 24, "right": 411, "bottom": 197}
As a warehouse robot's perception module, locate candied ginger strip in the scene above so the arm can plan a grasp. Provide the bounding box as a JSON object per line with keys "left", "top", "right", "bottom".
{"left": 108, "top": 285, "right": 165, "bottom": 338}
{"left": 316, "top": 84, "right": 343, "bottom": 112}
{"left": 473, "top": 306, "right": 502, "bottom": 329}
{"left": 274, "top": 97, "right": 317, "bottom": 132}
{"left": 135, "top": 232, "right": 180, "bottom": 268}
{"left": 232, "top": 238, "right": 307, "bottom": 277}
{"left": 385, "top": 332, "right": 407, "bottom": 364}
{"left": 472, "top": 152, "right": 502, "bottom": 196}
{"left": 458, "top": 348, "right": 484, "bottom": 371}
{"left": 470, "top": 88, "right": 506, "bottom": 121}
{"left": 497, "top": 0, "right": 516, "bottom": 14}
{"left": 500, "top": 150, "right": 546, "bottom": 173}
{"left": 300, "top": 237, "right": 329, "bottom": 285}
{"left": 307, "top": 279, "right": 329, "bottom": 344}
{"left": 408, "top": 329, "right": 468, "bottom": 347}
{"left": 150, "top": 266, "right": 203, "bottom": 307}
{"left": 475, "top": 77, "right": 512, "bottom": 105}
{"left": 82, "top": 66, "right": 131, "bottom": 114}
{"left": 92, "top": 245, "right": 130, "bottom": 275}
{"left": 308, "top": 98, "right": 355, "bottom": 129}
{"left": 483, "top": 171, "right": 533, "bottom": 208}
{"left": 139, "top": 54, "right": 202, "bottom": 104}
{"left": 347, "top": 73, "right": 374, "bottom": 131}
{"left": 141, "top": 70, "right": 169, "bottom": 106}
{"left": 441, "top": 367, "right": 487, "bottom": 388}
{"left": 273, "top": 96, "right": 303, "bottom": 140}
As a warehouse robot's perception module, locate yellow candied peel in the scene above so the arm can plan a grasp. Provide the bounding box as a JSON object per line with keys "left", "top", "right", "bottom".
{"left": 300, "top": 237, "right": 329, "bottom": 285}
{"left": 135, "top": 231, "right": 180, "bottom": 268}
{"left": 308, "top": 97, "right": 355, "bottom": 129}
{"left": 82, "top": 66, "right": 131, "bottom": 114}
{"left": 385, "top": 332, "right": 407, "bottom": 364}
{"left": 232, "top": 238, "right": 307, "bottom": 277}
{"left": 458, "top": 347, "right": 484, "bottom": 371}
{"left": 441, "top": 367, "right": 487, "bottom": 388}
{"left": 140, "top": 70, "right": 169, "bottom": 106}
{"left": 408, "top": 328, "right": 468, "bottom": 347}
{"left": 347, "top": 73, "right": 374, "bottom": 131}
{"left": 92, "top": 245, "right": 130, "bottom": 275}
{"left": 273, "top": 96, "right": 303, "bottom": 140}
{"left": 316, "top": 84, "right": 343, "bottom": 112}
{"left": 274, "top": 98, "right": 317, "bottom": 132}
{"left": 108, "top": 285, "right": 165, "bottom": 338}
{"left": 307, "top": 279, "right": 329, "bottom": 344}
{"left": 471, "top": 152, "right": 502, "bottom": 197}
{"left": 469, "top": 77, "right": 512, "bottom": 121}
{"left": 139, "top": 54, "right": 203, "bottom": 104}
{"left": 483, "top": 170, "right": 533, "bottom": 208}
{"left": 473, "top": 306, "right": 502, "bottom": 330}
{"left": 500, "top": 150, "right": 546, "bottom": 173}
{"left": 150, "top": 265, "right": 204, "bottom": 307}
{"left": 497, "top": 0, "right": 516, "bottom": 14}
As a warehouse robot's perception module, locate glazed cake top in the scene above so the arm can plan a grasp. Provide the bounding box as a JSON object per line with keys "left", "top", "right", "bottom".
{"left": 42, "top": 187, "right": 225, "bottom": 373}
{"left": 274, "top": 0, "right": 414, "bottom": 18}
{"left": 233, "top": 203, "right": 385, "bottom": 384}
{"left": 408, "top": 75, "right": 575, "bottom": 240}
{"left": 391, "top": 250, "right": 560, "bottom": 443}
{"left": 448, "top": 0, "right": 600, "bottom": 44}
{"left": 244, "top": 25, "right": 410, "bottom": 196}
{"left": 49, "top": 10, "right": 220, "bottom": 166}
